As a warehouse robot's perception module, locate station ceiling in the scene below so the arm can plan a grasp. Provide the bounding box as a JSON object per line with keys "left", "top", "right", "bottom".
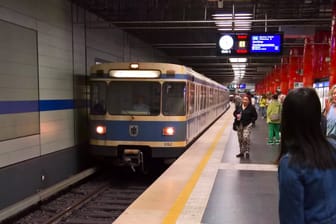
{"left": 69, "top": 0, "right": 333, "bottom": 85}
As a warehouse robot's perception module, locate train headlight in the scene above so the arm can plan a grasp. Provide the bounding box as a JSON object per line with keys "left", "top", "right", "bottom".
{"left": 163, "top": 127, "right": 175, "bottom": 136}
{"left": 96, "top": 125, "right": 106, "bottom": 135}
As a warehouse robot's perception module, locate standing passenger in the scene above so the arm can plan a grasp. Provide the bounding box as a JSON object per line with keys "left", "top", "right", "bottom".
{"left": 233, "top": 94, "right": 258, "bottom": 158}
{"left": 324, "top": 84, "right": 336, "bottom": 137}
{"left": 266, "top": 94, "right": 281, "bottom": 144}
{"left": 259, "top": 94, "right": 267, "bottom": 119}
{"left": 247, "top": 92, "right": 256, "bottom": 127}
{"left": 234, "top": 95, "right": 242, "bottom": 109}
{"left": 277, "top": 88, "right": 336, "bottom": 224}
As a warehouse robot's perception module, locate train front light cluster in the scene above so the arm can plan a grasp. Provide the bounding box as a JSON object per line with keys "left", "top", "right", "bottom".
{"left": 163, "top": 127, "right": 175, "bottom": 136}
{"left": 96, "top": 125, "right": 106, "bottom": 135}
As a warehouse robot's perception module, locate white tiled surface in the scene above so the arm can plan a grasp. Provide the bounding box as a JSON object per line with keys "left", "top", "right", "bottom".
{"left": 177, "top": 115, "right": 232, "bottom": 224}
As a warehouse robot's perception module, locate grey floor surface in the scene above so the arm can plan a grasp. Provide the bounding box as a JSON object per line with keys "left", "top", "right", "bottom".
{"left": 202, "top": 116, "right": 280, "bottom": 224}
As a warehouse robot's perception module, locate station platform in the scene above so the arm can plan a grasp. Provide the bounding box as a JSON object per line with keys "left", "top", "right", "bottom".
{"left": 114, "top": 104, "right": 280, "bottom": 224}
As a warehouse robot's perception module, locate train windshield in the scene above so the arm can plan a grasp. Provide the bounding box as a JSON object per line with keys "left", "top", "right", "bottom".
{"left": 108, "top": 81, "right": 160, "bottom": 116}
{"left": 162, "top": 82, "right": 186, "bottom": 116}
{"left": 90, "top": 82, "right": 107, "bottom": 115}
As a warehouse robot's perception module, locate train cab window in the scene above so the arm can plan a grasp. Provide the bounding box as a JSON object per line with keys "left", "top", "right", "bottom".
{"left": 108, "top": 81, "right": 160, "bottom": 116}
{"left": 163, "top": 82, "right": 186, "bottom": 116}
{"left": 90, "top": 82, "right": 107, "bottom": 115}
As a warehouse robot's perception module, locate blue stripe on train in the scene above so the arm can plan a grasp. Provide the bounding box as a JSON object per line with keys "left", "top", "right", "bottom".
{"left": 0, "top": 99, "right": 74, "bottom": 114}
{"left": 91, "top": 120, "right": 187, "bottom": 142}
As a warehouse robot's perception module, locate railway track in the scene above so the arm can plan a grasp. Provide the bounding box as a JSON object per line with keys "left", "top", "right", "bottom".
{"left": 7, "top": 161, "right": 169, "bottom": 224}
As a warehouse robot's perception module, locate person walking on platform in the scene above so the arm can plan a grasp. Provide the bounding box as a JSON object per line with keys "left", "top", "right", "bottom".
{"left": 277, "top": 88, "right": 336, "bottom": 224}
{"left": 324, "top": 84, "right": 336, "bottom": 137}
{"left": 233, "top": 94, "right": 258, "bottom": 158}
{"left": 266, "top": 94, "right": 281, "bottom": 144}
{"left": 259, "top": 94, "right": 267, "bottom": 119}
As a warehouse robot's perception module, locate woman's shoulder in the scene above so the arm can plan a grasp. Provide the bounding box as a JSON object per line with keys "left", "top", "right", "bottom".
{"left": 246, "top": 104, "right": 256, "bottom": 111}
{"left": 279, "top": 154, "right": 290, "bottom": 165}
{"left": 278, "top": 154, "right": 309, "bottom": 180}
{"left": 279, "top": 154, "right": 301, "bottom": 171}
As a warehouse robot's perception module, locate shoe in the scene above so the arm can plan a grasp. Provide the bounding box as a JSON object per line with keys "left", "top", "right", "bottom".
{"left": 244, "top": 151, "right": 250, "bottom": 158}
{"left": 267, "top": 141, "right": 274, "bottom": 145}
{"left": 236, "top": 153, "right": 244, "bottom": 158}
{"left": 275, "top": 140, "right": 280, "bottom": 144}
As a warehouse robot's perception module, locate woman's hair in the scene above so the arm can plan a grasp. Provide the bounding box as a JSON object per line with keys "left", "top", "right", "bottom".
{"left": 278, "top": 87, "right": 336, "bottom": 169}
{"left": 328, "top": 84, "right": 336, "bottom": 103}
{"left": 243, "top": 94, "right": 251, "bottom": 103}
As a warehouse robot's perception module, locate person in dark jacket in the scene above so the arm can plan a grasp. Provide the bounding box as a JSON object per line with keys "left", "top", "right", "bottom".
{"left": 233, "top": 94, "right": 258, "bottom": 158}
{"left": 277, "top": 88, "right": 336, "bottom": 224}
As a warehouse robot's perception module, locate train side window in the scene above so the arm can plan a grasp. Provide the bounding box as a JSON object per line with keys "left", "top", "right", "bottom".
{"left": 162, "top": 82, "right": 186, "bottom": 116}
{"left": 90, "top": 82, "right": 107, "bottom": 115}
{"left": 201, "top": 85, "right": 206, "bottom": 110}
{"left": 189, "top": 83, "right": 195, "bottom": 114}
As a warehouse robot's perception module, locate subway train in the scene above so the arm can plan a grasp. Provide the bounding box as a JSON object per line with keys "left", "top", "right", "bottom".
{"left": 88, "top": 62, "right": 230, "bottom": 171}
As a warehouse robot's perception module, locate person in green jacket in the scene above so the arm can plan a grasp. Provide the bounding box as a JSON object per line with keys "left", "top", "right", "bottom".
{"left": 267, "top": 94, "right": 281, "bottom": 144}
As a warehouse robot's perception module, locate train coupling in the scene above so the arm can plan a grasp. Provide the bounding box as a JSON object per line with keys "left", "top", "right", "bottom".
{"left": 123, "top": 149, "right": 144, "bottom": 172}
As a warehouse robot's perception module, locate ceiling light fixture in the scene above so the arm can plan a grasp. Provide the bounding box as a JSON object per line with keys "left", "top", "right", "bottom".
{"left": 212, "top": 13, "right": 252, "bottom": 32}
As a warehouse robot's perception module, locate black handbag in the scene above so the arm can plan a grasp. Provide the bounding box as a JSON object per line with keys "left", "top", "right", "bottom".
{"left": 233, "top": 120, "right": 239, "bottom": 131}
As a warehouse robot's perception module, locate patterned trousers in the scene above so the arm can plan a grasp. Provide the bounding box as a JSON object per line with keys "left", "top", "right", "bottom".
{"left": 237, "top": 123, "right": 253, "bottom": 153}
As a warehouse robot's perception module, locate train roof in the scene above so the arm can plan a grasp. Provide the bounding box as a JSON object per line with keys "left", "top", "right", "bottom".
{"left": 91, "top": 62, "right": 228, "bottom": 90}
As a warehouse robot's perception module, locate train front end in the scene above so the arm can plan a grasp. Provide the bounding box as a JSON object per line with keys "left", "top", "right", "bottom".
{"left": 89, "top": 63, "right": 188, "bottom": 170}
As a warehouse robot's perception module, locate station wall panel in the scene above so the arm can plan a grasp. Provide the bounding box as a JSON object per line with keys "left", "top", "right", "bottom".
{"left": 0, "top": 135, "right": 40, "bottom": 168}
{"left": 0, "top": 19, "right": 39, "bottom": 142}
{"left": 40, "top": 110, "right": 74, "bottom": 155}
{"left": 36, "top": 7, "right": 74, "bottom": 155}
{"left": 0, "top": 113, "right": 39, "bottom": 141}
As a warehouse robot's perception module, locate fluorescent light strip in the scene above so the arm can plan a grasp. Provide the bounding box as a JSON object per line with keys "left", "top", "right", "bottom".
{"left": 234, "top": 21, "right": 251, "bottom": 25}
{"left": 229, "top": 58, "right": 247, "bottom": 63}
{"left": 234, "top": 28, "right": 251, "bottom": 31}
{"left": 217, "top": 28, "right": 232, "bottom": 31}
{"left": 232, "top": 64, "right": 246, "bottom": 68}
{"left": 234, "top": 16, "right": 252, "bottom": 19}
{"left": 215, "top": 21, "right": 233, "bottom": 25}
{"left": 212, "top": 13, "right": 233, "bottom": 17}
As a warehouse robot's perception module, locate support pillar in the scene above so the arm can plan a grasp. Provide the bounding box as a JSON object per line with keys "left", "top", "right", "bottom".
{"left": 288, "top": 47, "right": 303, "bottom": 90}
{"left": 303, "top": 37, "right": 314, "bottom": 87}
{"left": 329, "top": 1, "right": 336, "bottom": 87}
{"left": 314, "top": 31, "right": 330, "bottom": 80}
{"left": 280, "top": 57, "right": 289, "bottom": 94}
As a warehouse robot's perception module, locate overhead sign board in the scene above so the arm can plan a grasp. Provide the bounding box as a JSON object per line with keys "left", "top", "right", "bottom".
{"left": 216, "top": 32, "right": 283, "bottom": 56}
{"left": 250, "top": 33, "right": 282, "bottom": 54}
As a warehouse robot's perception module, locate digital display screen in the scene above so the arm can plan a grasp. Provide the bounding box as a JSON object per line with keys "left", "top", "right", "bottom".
{"left": 250, "top": 33, "right": 283, "bottom": 54}
{"left": 216, "top": 32, "right": 283, "bottom": 56}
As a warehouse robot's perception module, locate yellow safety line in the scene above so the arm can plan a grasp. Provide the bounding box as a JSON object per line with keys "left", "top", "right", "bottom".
{"left": 163, "top": 122, "right": 227, "bottom": 224}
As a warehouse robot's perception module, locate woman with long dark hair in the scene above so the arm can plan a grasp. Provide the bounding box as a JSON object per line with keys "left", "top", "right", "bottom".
{"left": 278, "top": 88, "right": 336, "bottom": 224}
